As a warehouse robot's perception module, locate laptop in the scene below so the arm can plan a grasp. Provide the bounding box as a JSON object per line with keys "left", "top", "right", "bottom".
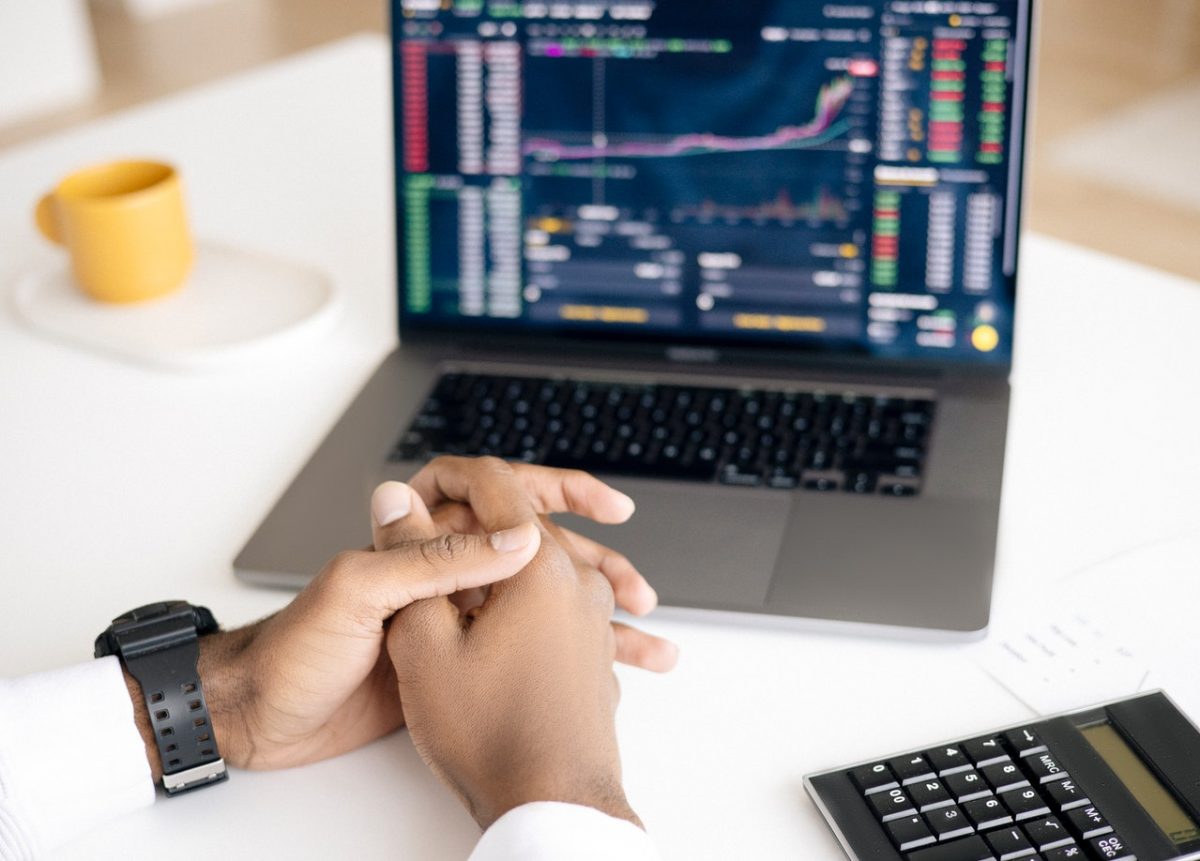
{"left": 236, "top": 0, "right": 1035, "bottom": 636}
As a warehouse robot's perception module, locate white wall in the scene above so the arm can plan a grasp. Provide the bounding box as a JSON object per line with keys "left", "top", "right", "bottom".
{"left": 0, "top": 0, "right": 101, "bottom": 126}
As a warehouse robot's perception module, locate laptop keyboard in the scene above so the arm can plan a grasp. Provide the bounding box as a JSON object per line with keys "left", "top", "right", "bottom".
{"left": 390, "top": 373, "right": 936, "bottom": 496}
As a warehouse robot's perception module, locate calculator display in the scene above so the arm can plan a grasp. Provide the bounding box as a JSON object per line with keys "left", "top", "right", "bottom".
{"left": 1082, "top": 722, "right": 1200, "bottom": 846}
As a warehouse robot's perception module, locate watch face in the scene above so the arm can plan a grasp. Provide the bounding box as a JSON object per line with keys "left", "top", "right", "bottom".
{"left": 127, "top": 601, "right": 186, "bottom": 623}
{"left": 95, "top": 601, "right": 219, "bottom": 658}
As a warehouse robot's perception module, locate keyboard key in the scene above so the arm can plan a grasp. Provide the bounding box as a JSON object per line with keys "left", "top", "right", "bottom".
{"left": 1065, "top": 805, "right": 1112, "bottom": 839}
{"left": 985, "top": 826, "right": 1037, "bottom": 860}
{"left": 906, "top": 834, "right": 995, "bottom": 861}
{"left": 802, "top": 472, "right": 841, "bottom": 492}
{"left": 927, "top": 745, "right": 974, "bottom": 777}
{"left": 1000, "top": 787, "right": 1051, "bottom": 822}
{"left": 1025, "top": 816, "right": 1074, "bottom": 851}
{"left": 852, "top": 762, "right": 900, "bottom": 795}
{"left": 982, "top": 761, "right": 1030, "bottom": 793}
{"left": 1042, "top": 844, "right": 1085, "bottom": 860}
{"left": 1026, "top": 751, "right": 1070, "bottom": 784}
{"left": 888, "top": 814, "right": 938, "bottom": 852}
{"left": 964, "top": 737, "right": 1010, "bottom": 768}
{"left": 1086, "top": 832, "right": 1134, "bottom": 860}
{"left": 1045, "top": 778, "right": 1090, "bottom": 812}
{"left": 718, "top": 465, "right": 763, "bottom": 487}
{"left": 963, "top": 796, "right": 1013, "bottom": 831}
{"left": 766, "top": 468, "right": 799, "bottom": 489}
{"left": 844, "top": 470, "right": 877, "bottom": 494}
{"left": 927, "top": 805, "right": 975, "bottom": 842}
{"left": 869, "top": 787, "right": 918, "bottom": 822}
{"left": 890, "top": 753, "right": 939, "bottom": 786}
{"left": 910, "top": 778, "right": 955, "bottom": 812}
{"left": 945, "top": 769, "right": 993, "bottom": 803}
{"left": 1004, "top": 727, "right": 1048, "bottom": 758}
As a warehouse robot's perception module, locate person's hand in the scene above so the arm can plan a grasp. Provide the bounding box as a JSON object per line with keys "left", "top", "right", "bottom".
{"left": 379, "top": 457, "right": 677, "bottom": 830}
{"left": 392, "top": 457, "right": 679, "bottom": 669}
{"left": 123, "top": 458, "right": 661, "bottom": 777}
{"left": 127, "top": 510, "right": 538, "bottom": 778}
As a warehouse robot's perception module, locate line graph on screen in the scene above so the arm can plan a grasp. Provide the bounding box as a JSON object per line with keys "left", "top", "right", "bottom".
{"left": 523, "top": 76, "right": 855, "bottom": 163}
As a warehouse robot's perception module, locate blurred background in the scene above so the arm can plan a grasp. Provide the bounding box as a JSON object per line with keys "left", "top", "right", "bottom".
{"left": 2, "top": 0, "right": 1197, "bottom": 281}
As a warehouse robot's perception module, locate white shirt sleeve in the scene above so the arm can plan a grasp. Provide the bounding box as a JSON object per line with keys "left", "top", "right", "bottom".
{"left": 469, "top": 802, "right": 661, "bottom": 861}
{"left": 0, "top": 656, "right": 155, "bottom": 859}
{"left": 0, "top": 661, "right": 658, "bottom": 860}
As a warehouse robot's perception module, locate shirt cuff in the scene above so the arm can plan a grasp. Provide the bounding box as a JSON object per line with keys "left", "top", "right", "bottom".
{"left": 469, "top": 802, "right": 660, "bottom": 861}
{"left": 0, "top": 656, "right": 155, "bottom": 858}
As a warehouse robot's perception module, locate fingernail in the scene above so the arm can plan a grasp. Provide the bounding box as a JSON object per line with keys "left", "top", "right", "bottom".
{"left": 664, "top": 641, "right": 681, "bottom": 666}
{"left": 489, "top": 522, "right": 537, "bottom": 553}
{"left": 372, "top": 481, "right": 412, "bottom": 526}
{"left": 615, "top": 491, "right": 636, "bottom": 517}
{"left": 644, "top": 583, "right": 659, "bottom": 609}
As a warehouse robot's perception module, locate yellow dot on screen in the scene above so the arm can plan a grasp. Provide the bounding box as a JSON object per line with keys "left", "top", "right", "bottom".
{"left": 949, "top": 14, "right": 962, "bottom": 26}
{"left": 972, "top": 325, "right": 1000, "bottom": 352}
{"left": 839, "top": 244, "right": 859, "bottom": 259}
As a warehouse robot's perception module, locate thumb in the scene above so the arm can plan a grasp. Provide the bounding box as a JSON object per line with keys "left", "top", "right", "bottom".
{"left": 376, "top": 521, "right": 542, "bottom": 613}
{"left": 385, "top": 521, "right": 541, "bottom": 664}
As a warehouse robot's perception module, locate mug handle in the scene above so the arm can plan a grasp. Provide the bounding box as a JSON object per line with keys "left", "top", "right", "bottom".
{"left": 35, "top": 193, "right": 63, "bottom": 245}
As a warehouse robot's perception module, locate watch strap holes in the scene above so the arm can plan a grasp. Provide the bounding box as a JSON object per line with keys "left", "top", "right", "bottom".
{"left": 197, "top": 733, "right": 210, "bottom": 743}
{"left": 181, "top": 682, "right": 197, "bottom": 694}
{"left": 165, "top": 743, "right": 178, "bottom": 753}
{"left": 160, "top": 727, "right": 174, "bottom": 737}
{"left": 150, "top": 691, "right": 164, "bottom": 704}
{"left": 200, "top": 748, "right": 214, "bottom": 757}
{"left": 154, "top": 709, "right": 169, "bottom": 721}
{"left": 187, "top": 699, "right": 202, "bottom": 711}
{"left": 168, "top": 758, "right": 181, "bottom": 770}
{"left": 193, "top": 717, "right": 207, "bottom": 728}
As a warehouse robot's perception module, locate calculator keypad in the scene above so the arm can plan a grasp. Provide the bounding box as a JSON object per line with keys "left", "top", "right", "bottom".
{"left": 847, "top": 729, "right": 1138, "bottom": 861}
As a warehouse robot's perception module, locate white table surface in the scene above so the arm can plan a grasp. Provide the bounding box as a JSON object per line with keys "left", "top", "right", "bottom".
{"left": 2, "top": 35, "right": 1199, "bottom": 861}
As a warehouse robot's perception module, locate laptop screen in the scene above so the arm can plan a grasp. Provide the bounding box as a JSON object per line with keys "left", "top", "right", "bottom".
{"left": 393, "top": 0, "right": 1030, "bottom": 365}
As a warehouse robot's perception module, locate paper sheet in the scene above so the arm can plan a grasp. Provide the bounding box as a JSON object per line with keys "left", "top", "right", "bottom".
{"left": 975, "top": 531, "right": 1200, "bottom": 718}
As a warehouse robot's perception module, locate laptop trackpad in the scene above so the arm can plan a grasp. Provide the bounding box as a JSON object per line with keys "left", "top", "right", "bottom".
{"left": 556, "top": 481, "right": 790, "bottom": 610}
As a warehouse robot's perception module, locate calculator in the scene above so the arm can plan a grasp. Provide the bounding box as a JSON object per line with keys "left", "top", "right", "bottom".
{"left": 805, "top": 692, "right": 1200, "bottom": 861}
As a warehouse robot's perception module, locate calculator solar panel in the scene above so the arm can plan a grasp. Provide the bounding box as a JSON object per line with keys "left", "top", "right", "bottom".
{"left": 805, "top": 692, "right": 1200, "bottom": 861}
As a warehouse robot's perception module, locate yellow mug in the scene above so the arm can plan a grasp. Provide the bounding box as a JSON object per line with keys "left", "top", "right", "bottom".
{"left": 34, "top": 160, "right": 194, "bottom": 303}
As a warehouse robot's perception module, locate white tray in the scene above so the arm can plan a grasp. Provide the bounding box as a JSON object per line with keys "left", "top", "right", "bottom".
{"left": 12, "top": 241, "right": 341, "bottom": 371}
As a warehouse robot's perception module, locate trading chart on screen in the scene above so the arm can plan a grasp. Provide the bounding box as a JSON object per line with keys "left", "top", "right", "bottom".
{"left": 396, "top": 0, "right": 1028, "bottom": 362}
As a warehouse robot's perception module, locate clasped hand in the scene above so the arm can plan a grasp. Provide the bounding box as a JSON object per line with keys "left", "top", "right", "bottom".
{"left": 163, "top": 457, "right": 677, "bottom": 829}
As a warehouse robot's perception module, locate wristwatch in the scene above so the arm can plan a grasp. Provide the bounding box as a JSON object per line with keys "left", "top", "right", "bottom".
{"left": 95, "top": 601, "right": 229, "bottom": 795}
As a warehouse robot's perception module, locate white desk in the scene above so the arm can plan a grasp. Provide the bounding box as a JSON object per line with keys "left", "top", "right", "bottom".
{"left": 2, "top": 36, "right": 1199, "bottom": 860}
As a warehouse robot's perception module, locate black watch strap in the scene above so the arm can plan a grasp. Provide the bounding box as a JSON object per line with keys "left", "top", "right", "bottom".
{"left": 95, "top": 601, "right": 228, "bottom": 795}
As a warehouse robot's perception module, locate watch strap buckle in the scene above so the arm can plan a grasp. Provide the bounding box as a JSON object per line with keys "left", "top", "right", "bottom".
{"left": 162, "top": 758, "right": 228, "bottom": 795}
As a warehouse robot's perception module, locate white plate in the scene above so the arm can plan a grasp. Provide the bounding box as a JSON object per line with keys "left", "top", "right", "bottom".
{"left": 12, "top": 241, "right": 341, "bottom": 371}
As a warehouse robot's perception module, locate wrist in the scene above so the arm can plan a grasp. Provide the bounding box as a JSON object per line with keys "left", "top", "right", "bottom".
{"left": 195, "top": 627, "right": 256, "bottom": 769}
{"left": 473, "top": 772, "right": 641, "bottom": 831}
{"left": 122, "top": 627, "right": 256, "bottom": 778}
